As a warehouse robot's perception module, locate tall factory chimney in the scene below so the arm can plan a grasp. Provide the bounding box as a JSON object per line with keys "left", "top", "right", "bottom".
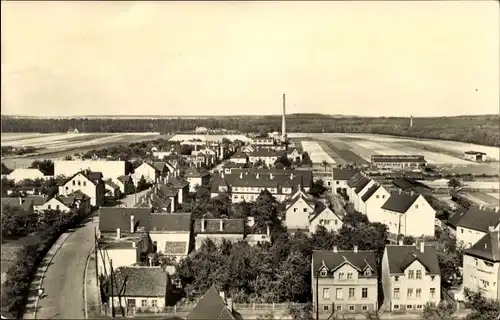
{"left": 410, "top": 115, "right": 413, "bottom": 128}
{"left": 282, "top": 93, "right": 286, "bottom": 140}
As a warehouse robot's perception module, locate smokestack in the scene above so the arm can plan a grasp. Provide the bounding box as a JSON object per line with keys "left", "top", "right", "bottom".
{"left": 130, "top": 215, "right": 135, "bottom": 233}
{"left": 410, "top": 115, "right": 413, "bottom": 128}
{"left": 282, "top": 93, "right": 286, "bottom": 140}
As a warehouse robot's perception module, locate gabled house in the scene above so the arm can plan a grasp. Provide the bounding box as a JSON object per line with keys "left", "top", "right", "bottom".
{"left": 1, "top": 196, "right": 47, "bottom": 212}
{"left": 34, "top": 191, "right": 91, "bottom": 215}
{"left": 230, "top": 152, "right": 248, "bottom": 165}
{"left": 7, "top": 168, "right": 46, "bottom": 183}
{"left": 148, "top": 213, "right": 192, "bottom": 262}
{"left": 194, "top": 218, "right": 245, "bottom": 250}
{"left": 309, "top": 204, "right": 344, "bottom": 233}
{"left": 287, "top": 148, "right": 302, "bottom": 162}
{"left": 360, "top": 184, "right": 390, "bottom": 217}
{"left": 58, "top": 170, "right": 105, "bottom": 206}
{"left": 183, "top": 167, "right": 210, "bottom": 192}
{"left": 285, "top": 193, "right": 316, "bottom": 232}
{"left": 312, "top": 247, "right": 378, "bottom": 315}
{"left": 351, "top": 176, "right": 375, "bottom": 212}
{"left": 455, "top": 206, "right": 500, "bottom": 248}
{"left": 114, "top": 175, "right": 135, "bottom": 195}
{"left": 133, "top": 162, "right": 161, "bottom": 184}
{"left": 381, "top": 243, "right": 441, "bottom": 313}
{"left": 135, "top": 190, "right": 174, "bottom": 213}
{"left": 346, "top": 173, "right": 364, "bottom": 201}
{"left": 462, "top": 227, "right": 500, "bottom": 301}
{"left": 110, "top": 266, "right": 174, "bottom": 312}
{"left": 104, "top": 179, "right": 121, "bottom": 200}
{"left": 161, "top": 174, "right": 189, "bottom": 204}
{"left": 248, "top": 149, "right": 282, "bottom": 167}
{"left": 186, "top": 285, "right": 237, "bottom": 320}
{"left": 378, "top": 190, "right": 435, "bottom": 238}
{"left": 333, "top": 168, "right": 360, "bottom": 194}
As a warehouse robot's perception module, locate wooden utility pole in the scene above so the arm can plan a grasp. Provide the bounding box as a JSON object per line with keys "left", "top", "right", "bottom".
{"left": 110, "top": 259, "right": 115, "bottom": 318}
{"left": 94, "top": 227, "right": 99, "bottom": 286}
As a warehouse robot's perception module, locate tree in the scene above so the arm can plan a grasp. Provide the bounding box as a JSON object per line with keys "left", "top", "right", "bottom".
{"left": 29, "top": 160, "right": 54, "bottom": 176}
{"left": 321, "top": 160, "right": 329, "bottom": 172}
{"left": 275, "top": 154, "right": 292, "bottom": 169}
{"left": 464, "top": 288, "right": 500, "bottom": 320}
{"left": 309, "top": 180, "right": 327, "bottom": 198}
{"left": 137, "top": 175, "right": 149, "bottom": 192}
{"left": 1, "top": 163, "right": 12, "bottom": 175}
{"left": 180, "top": 145, "right": 193, "bottom": 155}
{"left": 448, "top": 178, "right": 462, "bottom": 192}
{"left": 422, "top": 302, "right": 456, "bottom": 320}
{"left": 301, "top": 152, "right": 313, "bottom": 167}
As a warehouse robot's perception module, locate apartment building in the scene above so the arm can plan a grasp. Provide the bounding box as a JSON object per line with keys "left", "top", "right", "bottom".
{"left": 58, "top": 170, "right": 105, "bottom": 206}
{"left": 312, "top": 247, "right": 378, "bottom": 315}
{"left": 193, "top": 218, "right": 245, "bottom": 250}
{"left": 371, "top": 155, "right": 426, "bottom": 170}
{"left": 248, "top": 149, "right": 283, "bottom": 167}
{"left": 455, "top": 206, "right": 500, "bottom": 248}
{"left": 381, "top": 243, "right": 441, "bottom": 313}
{"left": 462, "top": 227, "right": 500, "bottom": 301}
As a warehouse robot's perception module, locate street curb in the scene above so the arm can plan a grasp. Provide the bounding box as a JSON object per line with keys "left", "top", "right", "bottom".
{"left": 31, "top": 231, "right": 72, "bottom": 319}
{"left": 83, "top": 242, "right": 96, "bottom": 319}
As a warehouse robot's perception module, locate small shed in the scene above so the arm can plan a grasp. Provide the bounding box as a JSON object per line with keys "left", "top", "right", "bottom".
{"left": 464, "top": 151, "right": 486, "bottom": 162}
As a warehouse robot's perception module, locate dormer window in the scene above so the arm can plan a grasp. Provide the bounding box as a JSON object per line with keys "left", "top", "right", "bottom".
{"left": 364, "top": 269, "right": 371, "bottom": 276}
{"left": 320, "top": 270, "right": 328, "bottom": 277}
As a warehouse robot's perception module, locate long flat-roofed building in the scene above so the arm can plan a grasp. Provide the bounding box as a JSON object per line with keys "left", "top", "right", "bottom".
{"left": 371, "top": 155, "right": 426, "bottom": 170}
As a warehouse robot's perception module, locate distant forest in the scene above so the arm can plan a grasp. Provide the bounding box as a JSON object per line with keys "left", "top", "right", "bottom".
{"left": 1, "top": 114, "right": 499, "bottom": 147}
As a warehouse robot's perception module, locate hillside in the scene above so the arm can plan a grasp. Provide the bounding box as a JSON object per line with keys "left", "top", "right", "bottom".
{"left": 1, "top": 115, "right": 498, "bottom": 147}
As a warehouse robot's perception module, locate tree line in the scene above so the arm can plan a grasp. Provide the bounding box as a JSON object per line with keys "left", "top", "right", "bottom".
{"left": 2, "top": 114, "right": 498, "bottom": 146}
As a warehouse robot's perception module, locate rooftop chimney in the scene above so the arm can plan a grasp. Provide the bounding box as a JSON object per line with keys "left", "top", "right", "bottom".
{"left": 270, "top": 173, "right": 274, "bottom": 179}
{"left": 219, "top": 291, "right": 225, "bottom": 301}
{"left": 282, "top": 94, "right": 286, "bottom": 140}
{"left": 220, "top": 219, "right": 224, "bottom": 231}
{"left": 239, "top": 172, "right": 243, "bottom": 179}
{"left": 398, "top": 188, "right": 402, "bottom": 195}
{"left": 398, "top": 239, "right": 404, "bottom": 246}
{"left": 256, "top": 173, "right": 260, "bottom": 179}
{"left": 489, "top": 226, "right": 496, "bottom": 232}
{"left": 495, "top": 207, "right": 499, "bottom": 213}
{"left": 333, "top": 246, "right": 338, "bottom": 253}
{"left": 353, "top": 245, "right": 358, "bottom": 253}
{"left": 420, "top": 242, "right": 425, "bottom": 253}
{"left": 201, "top": 218, "right": 205, "bottom": 232}
{"left": 130, "top": 215, "right": 135, "bottom": 233}
{"left": 116, "top": 228, "right": 121, "bottom": 240}
{"left": 290, "top": 173, "right": 294, "bottom": 180}
{"left": 266, "top": 225, "right": 270, "bottom": 237}
{"left": 18, "top": 197, "right": 23, "bottom": 205}
{"left": 226, "top": 298, "right": 233, "bottom": 313}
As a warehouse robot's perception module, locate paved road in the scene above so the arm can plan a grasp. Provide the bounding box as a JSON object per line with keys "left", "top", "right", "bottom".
{"left": 33, "top": 192, "right": 142, "bottom": 319}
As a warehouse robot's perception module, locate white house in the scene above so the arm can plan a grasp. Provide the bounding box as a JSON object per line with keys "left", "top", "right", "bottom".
{"left": 183, "top": 167, "right": 210, "bottom": 192}
{"left": 285, "top": 194, "right": 316, "bottom": 232}
{"left": 230, "top": 152, "right": 248, "bottom": 164}
{"left": 58, "top": 171, "right": 105, "bottom": 206}
{"left": 455, "top": 206, "right": 500, "bottom": 248}
{"left": 54, "top": 160, "right": 126, "bottom": 180}
{"left": 332, "top": 168, "right": 360, "bottom": 194}
{"left": 34, "top": 191, "right": 92, "bottom": 215}
{"left": 194, "top": 218, "right": 245, "bottom": 250}
{"left": 351, "top": 177, "right": 375, "bottom": 212}
{"left": 133, "top": 162, "right": 159, "bottom": 184}
{"left": 7, "top": 168, "right": 46, "bottom": 183}
{"left": 361, "top": 184, "right": 391, "bottom": 217}
{"left": 309, "top": 205, "right": 343, "bottom": 233}
{"left": 148, "top": 213, "right": 192, "bottom": 262}
{"left": 462, "top": 228, "right": 500, "bottom": 301}
{"left": 376, "top": 190, "right": 436, "bottom": 238}
{"left": 381, "top": 242, "right": 441, "bottom": 313}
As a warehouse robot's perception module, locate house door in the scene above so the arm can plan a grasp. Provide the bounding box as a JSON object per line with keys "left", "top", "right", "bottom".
{"left": 127, "top": 299, "right": 136, "bottom": 316}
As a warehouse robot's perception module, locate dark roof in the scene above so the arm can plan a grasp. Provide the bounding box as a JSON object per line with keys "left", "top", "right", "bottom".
{"left": 381, "top": 191, "right": 420, "bottom": 213}
{"left": 62, "top": 171, "right": 101, "bottom": 186}
{"left": 347, "top": 173, "right": 363, "bottom": 188}
{"left": 312, "top": 250, "right": 377, "bottom": 276}
{"left": 166, "top": 176, "right": 189, "bottom": 188}
{"left": 67, "top": 190, "right": 90, "bottom": 200}
{"left": 465, "top": 231, "right": 500, "bottom": 262}
{"left": 112, "top": 267, "right": 169, "bottom": 297}
{"left": 99, "top": 208, "right": 152, "bottom": 233}
{"left": 215, "top": 169, "right": 312, "bottom": 190}
{"left": 248, "top": 149, "right": 282, "bottom": 157}
{"left": 2, "top": 196, "right": 47, "bottom": 211}
{"left": 105, "top": 179, "right": 120, "bottom": 189}
{"left": 361, "top": 184, "right": 381, "bottom": 202}
{"left": 385, "top": 245, "right": 440, "bottom": 275}
{"left": 354, "top": 177, "right": 371, "bottom": 194}
{"left": 117, "top": 175, "right": 132, "bottom": 183}
{"left": 194, "top": 219, "right": 245, "bottom": 234}
{"left": 446, "top": 207, "right": 468, "bottom": 229}
{"left": 186, "top": 285, "right": 235, "bottom": 320}
{"left": 465, "top": 151, "right": 486, "bottom": 155}
{"left": 184, "top": 167, "right": 210, "bottom": 178}
{"left": 152, "top": 162, "right": 169, "bottom": 172}
{"left": 456, "top": 206, "right": 500, "bottom": 233}
{"left": 150, "top": 213, "right": 191, "bottom": 232}
{"left": 87, "top": 171, "right": 103, "bottom": 181}
{"left": 231, "top": 152, "right": 248, "bottom": 159}
{"left": 332, "top": 168, "right": 360, "bottom": 181}
{"left": 286, "top": 193, "right": 316, "bottom": 210}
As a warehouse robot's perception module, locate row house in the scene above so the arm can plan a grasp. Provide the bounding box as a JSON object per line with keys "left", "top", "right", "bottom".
{"left": 332, "top": 167, "right": 360, "bottom": 194}
{"left": 247, "top": 149, "right": 284, "bottom": 167}
{"left": 210, "top": 169, "right": 312, "bottom": 203}
{"left": 285, "top": 193, "right": 343, "bottom": 234}
{"left": 194, "top": 218, "right": 245, "bottom": 250}
{"left": 183, "top": 153, "right": 215, "bottom": 168}
{"left": 34, "top": 190, "right": 91, "bottom": 215}
{"left": 462, "top": 227, "right": 500, "bottom": 301}
{"left": 251, "top": 137, "right": 275, "bottom": 146}
{"left": 183, "top": 167, "right": 210, "bottom": 192}
{"left": 98, "top": 207, "right": 192, "bottom": 265}
{"left": 58, "top": 170, "right": 105, "bottom": 206}
{"left": 312, "top": 247, "right": 378, "bottom": 315}
{"left": 454, "top": 205, "right": 500, "bottom": 248}
{"left": 381, "top": 242, "right": 441, "bottom": 313}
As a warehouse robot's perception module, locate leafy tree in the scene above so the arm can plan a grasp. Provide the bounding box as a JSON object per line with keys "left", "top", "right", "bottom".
{"left": 180, "top": 145, "right": 193, "bottom": 155}
{"left": 464, "top": 288, "right": 500, "bottom": 320}
{"left": 448, "top": 178, "right": 462, "bottom": 192}
{"left": 321, "top": 160, "right": 329, "bottom": 172}
{"left": 29, "top": 160, "right": 54, "bottom": 176}
{"left": 1, "top": 163, "right": 12, "bottom": 175}
{"left": 136, "top": 175, "right": 149, "bottom": 192}
{"left": 301, "top": 152, "right": 313, "bottom": 167}
{"left": 288, "top": 302, "right": 314, "bottom": 320}
{"left": 436, "top": 228, "right": 464, "bottom": 288}
{"left": 275, "top": 154, "right": 292, "bottom": 169}
{"left": 422, "top": 301, "right": 456, "bottom": 320}
{"left": 309, "top": 180, "right": 327, "bottom": 198}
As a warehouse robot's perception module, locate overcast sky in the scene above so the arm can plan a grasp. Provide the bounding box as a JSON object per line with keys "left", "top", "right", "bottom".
{"left": 1, "top": 1, "right": 498, "bottom": 117}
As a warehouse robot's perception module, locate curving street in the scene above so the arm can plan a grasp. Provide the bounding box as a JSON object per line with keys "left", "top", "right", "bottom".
{"left": 29, "top": 192, "right": 143, "bottom": 319}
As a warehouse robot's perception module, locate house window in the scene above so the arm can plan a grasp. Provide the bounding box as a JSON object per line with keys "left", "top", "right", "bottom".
{"left": 460, "top": 228, "right": 463, "bottom": 233}
{"left": 430, "top": 288, "right": 436, "bottom": 298}
{"left": 56, "top": 205, "right": 60, "bottom": 210}
{"left": 348, "top": 288, "right": 355, "bottom": 299}
{"left": 407, "top": 289, "right": 413, "bottom": 298}
{"left": 72, "top": 180, "right": 76, "bottom": 186}
{"left": 48, "top": 205, "right": 52, "bottom": 210}
{"left": 141, "top": 300, "right": 147, "bottom": 307}
{"left": 481, "top": 280, "right": 490, "bottom": 288}
{"left": 78, "top": 181, "right": 81, "bottom": 186}
{"left": 323, "top": 305, "right": 329, "bottom": 311}
{"left": 393, "top": 288, "right": 400, "bottom": 299}
{"left": 394, "top": 276, "right": 399, "bottom": 282}
{"left": 365, "top": 269, "right": 371, "bottom": 276}
{"left": 416, "top": 305, "right": 423, "bottom": 310}
{"left": 83, "top": 181, "right": 87, "bottom": 187}
{"left": 415, "top": 205, "right": 419, "bottom": 209}
{"left": 65, "top": 186, "right": 69, "bottom": 191}
{"left": 349, "top": 305, "right": 355, "bottom": 311}
{"left": 347, "top": 273, "right": 353, "bottom": 279}
{"left": 407, "top": 305, "right": 413, "bottom": 310}
{"left": 394, "top": 304, "right": 400, "bottom": 310}
{"left": 338, "top": 272, "right": 345, "bottom": 280}
{"left": 416, "top": 270, "right": 422, "bottom": 279}
{"left": 336, "top": 305, "right": 342, "bottom": 311}
{"left": 334, "top": 220, "right": 338, "bottom": 225}
{"left": 294, "top": 208, "right": 297, "bottom": 212}
{"left": 320, "top": 270, "right": 328, "bottom": 277}
{"left": 336, "top": 181, "right": 339, "bottom": 185}
{"left": 382, "top": 195, "right": 385, "bottom": 198}
{"left": 336, "top": 288, "right": 343, "bottom": 299}
{"left": 416, "top": 288, "right": 422, "bottom": 298}
{"left": 323, "top": 288, "right": 330, "bottom": 300}
{"left": 362, "top": 305, "right": 368, "bottom": 311}
{"left": 474, "top": 258, "right": 478, "bottom": 266}
{"left": 431, "top": 276, "right": 435, "bottom": 281}
{"left": 376, "top": 195, "right": 380, "bottom": 199}
{"left": 362, "top": 288, "right": 368, "bottom": 299}
{"left": 408, "top": 270, "right": 414, "bottom": 279}
{"left": 152, "top": 300, "right": 157, "bottom": 307}
{"left": 303, "top": 208, "right": 307, "bottom": 212}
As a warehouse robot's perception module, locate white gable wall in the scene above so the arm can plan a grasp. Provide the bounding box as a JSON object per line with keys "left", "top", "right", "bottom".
{"left": 309, "top": 208, "right": 342, "bottom": 233}
{"left": 285, "top": 198, "right": 315, "bottom": 231}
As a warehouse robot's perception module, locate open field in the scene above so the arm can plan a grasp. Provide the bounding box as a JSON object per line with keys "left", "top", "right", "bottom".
{"left": 462, "top": 192, "right": 500, "bottom": 207}
{"left": 169, "top": 134, "right": 251, "bottom": 142}
{"left": 300, "top": 141, "right": 336, "bottom": 164}
{"left": 1, "top": 132, "right": 164, "bottom": 169}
